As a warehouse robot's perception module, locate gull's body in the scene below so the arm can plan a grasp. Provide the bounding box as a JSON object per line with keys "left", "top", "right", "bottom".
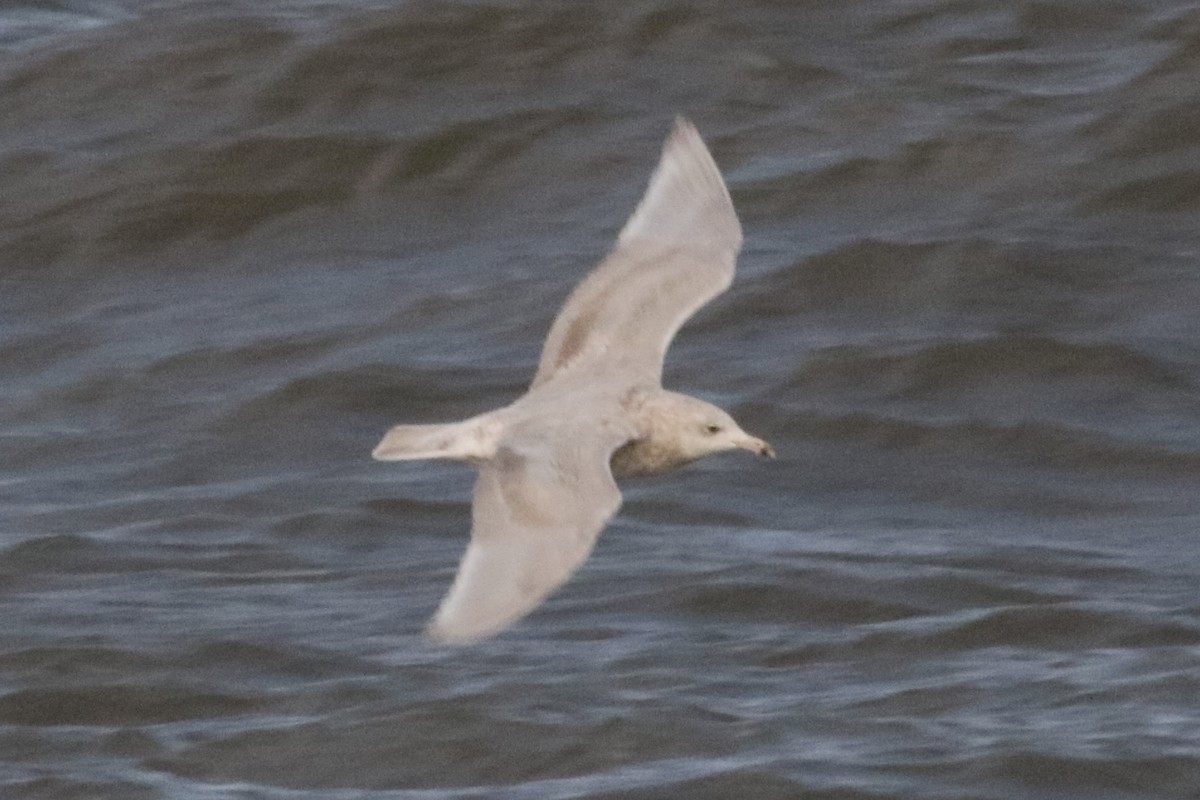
{"left": 374, "top": 119, "right": 773, "bottom": 644}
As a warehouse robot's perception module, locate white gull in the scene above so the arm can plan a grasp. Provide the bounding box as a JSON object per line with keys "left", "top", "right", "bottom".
{"left": 373, "top": 118, "right": 774, "bottom": 644}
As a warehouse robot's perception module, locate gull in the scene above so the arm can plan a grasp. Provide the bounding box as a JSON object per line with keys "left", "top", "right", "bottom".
{"left": 373, "top": 118, "right": 774, "bottom": 644}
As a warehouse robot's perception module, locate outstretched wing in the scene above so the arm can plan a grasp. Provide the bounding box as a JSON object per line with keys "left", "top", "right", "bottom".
{"left": 426, "top": 419, "right": 634, "bottom": 644}
{"left": 531, "top": 118, "right": 743, "bottom": 389}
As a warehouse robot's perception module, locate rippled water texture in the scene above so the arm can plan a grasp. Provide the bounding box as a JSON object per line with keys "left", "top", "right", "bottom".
{"left": 3, "top": 1, "right": 1200, "bottom": 798}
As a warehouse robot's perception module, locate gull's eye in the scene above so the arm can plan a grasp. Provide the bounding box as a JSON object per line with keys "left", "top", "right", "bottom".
{"left": 705, "top": 424, "right": 722, "bottom": 435}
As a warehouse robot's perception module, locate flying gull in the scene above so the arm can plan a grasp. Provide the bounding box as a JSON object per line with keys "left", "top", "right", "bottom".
{"left": 373, "top": 118, "right": 774, "bottom": 643}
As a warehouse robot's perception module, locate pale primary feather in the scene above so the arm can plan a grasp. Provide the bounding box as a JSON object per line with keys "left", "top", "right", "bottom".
{"left": 531, "top": 119, "right": 743, "bottom": 389}
{"left": 426, "top": 415, "right": 634, "bottom": 643}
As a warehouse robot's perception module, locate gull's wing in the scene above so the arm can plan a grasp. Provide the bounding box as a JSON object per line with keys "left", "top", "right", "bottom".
{"left": 426, "top": 418, "right": 634, "bottom": 644}
{"left": 531, "top": 118, "right": 743, "bottom": 389}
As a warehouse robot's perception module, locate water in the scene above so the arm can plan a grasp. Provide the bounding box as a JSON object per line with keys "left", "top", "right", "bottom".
{"left": 3, "top": 1, "right": 1200, "bottom": 797}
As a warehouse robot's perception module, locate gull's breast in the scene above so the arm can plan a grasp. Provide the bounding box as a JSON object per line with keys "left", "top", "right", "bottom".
{"left": 609, "top": 437, "right": 693, "bottom": 478}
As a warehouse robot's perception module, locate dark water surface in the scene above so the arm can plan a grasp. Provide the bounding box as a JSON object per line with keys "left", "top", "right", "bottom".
{"left": 3, "top": 1, "right": 1200, "bottom": 798}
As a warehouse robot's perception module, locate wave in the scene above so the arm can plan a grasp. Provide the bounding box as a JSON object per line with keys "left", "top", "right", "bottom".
{"left": 781, "top": 335, "right": 1190, "bottom": 398}
{"left": 786, "top": 412, "right": 1200, "bottom": 475}
{"left": 0, "top": 684, "right": 260, "bottom": 726}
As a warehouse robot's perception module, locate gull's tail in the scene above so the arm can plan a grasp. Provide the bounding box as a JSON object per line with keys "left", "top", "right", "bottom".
{"left": 371, "top": 416, "right": 498, "bottom": 462}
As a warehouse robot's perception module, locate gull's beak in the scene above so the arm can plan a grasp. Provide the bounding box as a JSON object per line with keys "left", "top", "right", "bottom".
{"left": 738, "top": 435, "right": 775, "bottom": 459}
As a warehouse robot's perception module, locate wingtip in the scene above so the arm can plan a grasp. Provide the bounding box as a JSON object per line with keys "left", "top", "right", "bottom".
{"left": 423, "top": 621, "right": 472, "bottom": 647}
{"left": 617, "top": 116, "right": 742, "bottom": 257}
{"left": 423, "top": 615, "right": 496, "bottom": 647}
{"left": 423, "top": 588, "right": 509, "bottom": 646}
{"left": 669, "top": 114, "right": 699, "bottom": 142}
{"left": 663, "top": 117, "right": 710, "bottom": 167}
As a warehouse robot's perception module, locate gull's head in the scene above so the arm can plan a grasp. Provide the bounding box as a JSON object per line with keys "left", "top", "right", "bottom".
{"left": 668, "top": 395, "right": 775, "bottom": 462}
